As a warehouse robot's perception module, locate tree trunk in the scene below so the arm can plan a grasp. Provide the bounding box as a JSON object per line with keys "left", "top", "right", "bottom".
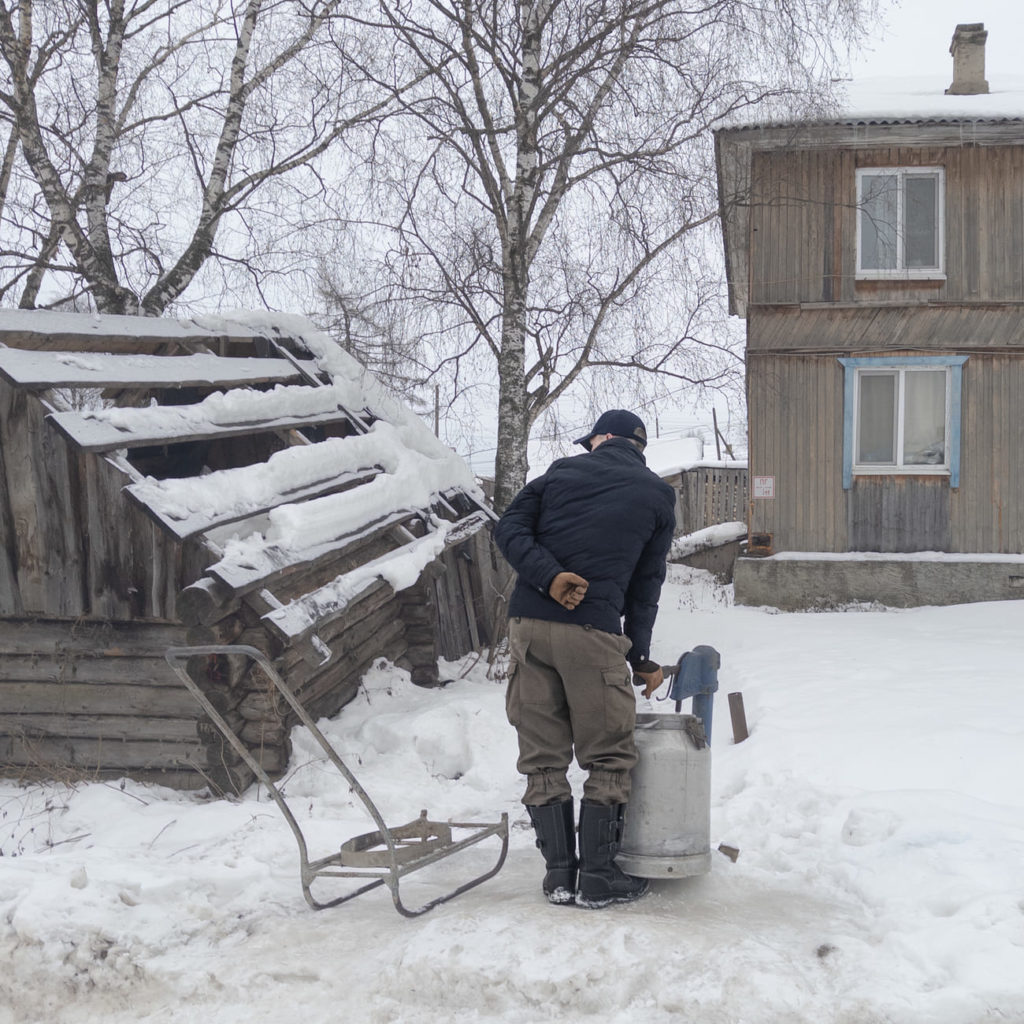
{"left": 493, "top": 282, "right": 530, "bottom": 513}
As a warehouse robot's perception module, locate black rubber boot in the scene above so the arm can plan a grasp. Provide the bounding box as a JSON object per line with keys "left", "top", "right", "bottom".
{"left": 526, "top": 799, "right": 578, "bottom": 905}
{"left": 576, "top": 801, "right": 650, "bottom": 909}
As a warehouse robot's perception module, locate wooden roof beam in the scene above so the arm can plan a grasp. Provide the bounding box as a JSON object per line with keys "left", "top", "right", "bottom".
{"left": 0, "top": 349, "right": 319, "bottom": 391}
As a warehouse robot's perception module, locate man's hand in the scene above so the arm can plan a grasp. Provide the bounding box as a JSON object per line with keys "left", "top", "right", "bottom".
{"left": 632, "top": 660, "right": 664, "bottom": 698}
{"left": 548, "top": 572, "right": 588, "bottom": 610}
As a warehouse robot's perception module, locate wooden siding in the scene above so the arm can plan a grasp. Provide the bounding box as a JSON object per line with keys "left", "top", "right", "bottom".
{"left": 848, "top": 477, "right": 951, "bottom": 552}
{"left": 748, "top": 303, "right": 1024, "bottom": 354}
{"left": 0, "top": 376, "right": 192, "bottom": 620}
{"left": 0, "top": 378, "right": 87, "bottom": 616}
{"left": 747, "top": 350, "right": 846, "bottom": 551}
{"left": 953, "top": 352, "right": 1024, "bottom": 552}
{"left": 747, "top": 323, "right": 1024, "bottom": 554}
{"left": 748, "top": 145, "right": 1024, "bottom": 307}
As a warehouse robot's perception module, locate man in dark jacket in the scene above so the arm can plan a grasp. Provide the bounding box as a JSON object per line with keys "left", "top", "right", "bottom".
{"left": 493, "top": 409, "right": 676, "bottom": 909}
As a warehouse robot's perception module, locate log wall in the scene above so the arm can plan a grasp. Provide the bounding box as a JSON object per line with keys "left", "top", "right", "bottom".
{"left": 0, "top": 620, "right": 225, "bottom": 789}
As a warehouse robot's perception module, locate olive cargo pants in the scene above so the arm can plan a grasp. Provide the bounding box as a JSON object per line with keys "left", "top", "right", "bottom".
{"left": 506, "top": 617, "right": 637, "bottom": 807}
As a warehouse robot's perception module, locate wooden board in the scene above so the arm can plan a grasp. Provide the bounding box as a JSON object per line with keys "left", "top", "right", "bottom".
{"left": 211, "top": 508, "right": 419, "bottom": 590}
{"left": 128, "top": 467, "right": 383, "bottom": 541}
{"left": 0, "top": 378, "right": 87, "bottom": 615}
{"left": 0, "top": 734, "right": 206, "bottom": 771}
{"left": 0, "top": 713, "right": 201, "bottom": 742}
{"left": 48, "top": 405, "right": 358, "bottom": 453}
{"left": 0, "top": 650, "right": 181, "bottom": 684}
{"left": 0, "top": 680, "right": 198, "bottom": 717}
{"left": 0, "top": 618, "right": 189, "bottom": 657}
{"left": 0, "top": 349, "right": 314, "bottom": 389}
{"left": 0, "top": 384, "right": 23, "bottom": 614}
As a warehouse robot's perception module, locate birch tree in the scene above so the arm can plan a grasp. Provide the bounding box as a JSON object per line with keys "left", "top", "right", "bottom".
{"left": 0, "top": 0, "right": 395, "bottom": 314}
{"left": 367, "top": 0, "right": 877, "bottom": 510}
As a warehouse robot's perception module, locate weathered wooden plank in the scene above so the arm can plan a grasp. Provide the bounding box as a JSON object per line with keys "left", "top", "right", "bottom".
{"left": 749, "top": 305, "right": 1024, "bottom": 354}
{"left": 292, "top": 620, "right": 407, "bottom": 716}
{"left": 0, "top": 380, "right": 24, "bottom": 615}
{"left": 277, "top": 582, "right": 400, "bottom": 675}
{"left": 0, "top": 734, "right": 206, "bottom": 770}
{"left": 227, "top": 590, "right": 401, "bottom": 721}
{"left": 0, "top": 308, "right": 276, "bottom": 352}
{"left": 0, "top": 618, "right": 189, "bottom": 657}
{"left": 206, "top": 508, "right": 420, "bottom": 603}
{"left": 0, "top": 713, "right": 201, "bottom": 742}
{"left": 0, "top": 349, "right": 313, "bottom": 390}
{"left": 130, "top": 466, "right": 382, "bottom": 541}
{"left": 0, "top": 680, "right": 199, "bottom": 716}
{"left": 0, "top": 652, "right": 181, "bottom": 685}
{"left": 0, "top": 378, "right": 86, "bottom": 615}
{"left": 1, "top": 765, "right": 223, "bottom": 790}
{"left": 49, "top": 405, "right": 356, "bottom": 454}
{"left": 456, "top": 548, "right": 482, "bottom": 651}
{"left": 82, "top": 453, "right": 147, "bottom": 619}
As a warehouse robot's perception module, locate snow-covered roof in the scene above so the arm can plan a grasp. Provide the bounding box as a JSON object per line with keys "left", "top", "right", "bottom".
{"left": 0, "top": 309, "right": 490, "bottom": 659}
{"left": 721, "top": 73, "right": 1024, "bottom": 133}
{"left": 839, "top": 73, "right": 1024, "bottom": 125}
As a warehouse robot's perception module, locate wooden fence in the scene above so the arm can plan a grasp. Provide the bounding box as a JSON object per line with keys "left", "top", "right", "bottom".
{"left": 669, "top": 465, "right": 749, "bottom": 536}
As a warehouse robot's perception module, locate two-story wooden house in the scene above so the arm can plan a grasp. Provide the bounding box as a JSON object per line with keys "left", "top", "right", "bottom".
{"left": 715, "top": 25, "right": 1024, "bottom": 609}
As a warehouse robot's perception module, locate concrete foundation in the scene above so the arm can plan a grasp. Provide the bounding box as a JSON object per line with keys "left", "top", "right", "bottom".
{"left": 734, "top": 555, "right": 1024, "bottom": 611}
{"left": 673, "top": 538, "right": 744, "bottom": 583}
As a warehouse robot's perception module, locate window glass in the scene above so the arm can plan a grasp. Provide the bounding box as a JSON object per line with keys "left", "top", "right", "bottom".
{"left": 857, "top": 372, "right": 896, "bottom": 463}
{"left": 903, "top": 369, "right": 947, "bottom": 464}
{"left": 842, "top": 356, "right": 965, "bottom": 488}
{"left": 904, "top": 175, "right": 938, "bottom": 268}
{"left": 860, "top": 173, "right": 898, "bottom": 270}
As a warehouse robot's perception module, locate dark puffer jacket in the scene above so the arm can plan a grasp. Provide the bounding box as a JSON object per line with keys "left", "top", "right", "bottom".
{"left": 493, "top": 437, "right": 676, "bottom": 666}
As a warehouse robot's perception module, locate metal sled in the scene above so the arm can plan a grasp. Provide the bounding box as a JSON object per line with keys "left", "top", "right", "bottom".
{"left": 164, "top": 644, "right": 508, "bottom": 917}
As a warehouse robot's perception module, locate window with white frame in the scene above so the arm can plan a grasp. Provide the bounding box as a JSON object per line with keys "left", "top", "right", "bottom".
{"left": 856, "top": 168, "right": 945, "bottom": 278}
{"left": 839, "top": 357, "right": 967, "bottom": 488}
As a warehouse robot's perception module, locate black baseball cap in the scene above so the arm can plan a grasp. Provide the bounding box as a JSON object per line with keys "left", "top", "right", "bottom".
{"left": 573, "top": 409, "right": 648, "bottom": 450}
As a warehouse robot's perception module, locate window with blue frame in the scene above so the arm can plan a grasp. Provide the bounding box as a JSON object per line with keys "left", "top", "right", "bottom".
{"left": 839, "top": 357, "right": 966, "bottom": 488}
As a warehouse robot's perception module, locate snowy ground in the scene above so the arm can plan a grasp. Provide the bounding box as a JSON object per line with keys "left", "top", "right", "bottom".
{"left": 2, "top": 566, "right": 1023, "bottom": 1024}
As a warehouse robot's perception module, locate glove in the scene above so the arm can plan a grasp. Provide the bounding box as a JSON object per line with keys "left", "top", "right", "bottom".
{"left": 548, "top": 571, "right": 588, "bottom": 610}
{"left": 631, "top": 659, "right": 664, "bottom": 699}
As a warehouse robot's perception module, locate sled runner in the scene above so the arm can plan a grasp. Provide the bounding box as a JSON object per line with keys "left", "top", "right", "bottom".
{"left": 165, "top": 644, "right": 509, "bottom": 917}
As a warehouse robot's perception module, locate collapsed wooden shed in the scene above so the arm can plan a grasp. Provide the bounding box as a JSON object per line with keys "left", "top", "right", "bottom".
{"left": 0, "top": 310, "right": 502, "bottom": 792}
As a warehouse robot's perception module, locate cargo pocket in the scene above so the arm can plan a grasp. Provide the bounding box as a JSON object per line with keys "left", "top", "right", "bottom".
{"left": 505, "top": 661, "right": 522, "bottom": 727}
{"left": 505, "top": 632, "right": 528, "bottom": 728}
{"left": 602, "top": 665, "right": 636, "bottom": 735}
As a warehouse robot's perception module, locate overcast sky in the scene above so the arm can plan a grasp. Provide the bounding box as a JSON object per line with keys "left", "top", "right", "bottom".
{"left": 848, "top": 0, "right": 1023, "bottom": 78}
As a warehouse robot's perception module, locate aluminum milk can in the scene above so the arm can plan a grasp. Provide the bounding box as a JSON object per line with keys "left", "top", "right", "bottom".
{"left": 616, "top": 711, "right": 711, "bottom": 878}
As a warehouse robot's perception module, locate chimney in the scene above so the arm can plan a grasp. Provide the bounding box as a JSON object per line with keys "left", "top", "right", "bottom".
{"left": 946, "top": 23, "right": 989, "bottom": 95}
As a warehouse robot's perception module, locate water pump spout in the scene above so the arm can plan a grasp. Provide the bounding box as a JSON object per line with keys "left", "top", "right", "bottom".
{"left": 660, "top": 645, "right": 721, "bottom": 742}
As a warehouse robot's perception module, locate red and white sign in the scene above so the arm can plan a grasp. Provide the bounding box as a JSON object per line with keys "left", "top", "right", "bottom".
{"left": 752, "top": 475, "right": 775, "bottom": 499}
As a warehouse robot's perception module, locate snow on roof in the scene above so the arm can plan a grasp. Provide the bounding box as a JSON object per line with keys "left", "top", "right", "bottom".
{"left": 194, "top": 310, "right": 480, "bottom": 499}
{"left": 721, "top": 73, "right": 1024, "bottom": 132}
{"left": 1, "top": 309, "right": 485, "bottom": 627}
{"left": 838, "top": 73, "right": 1024, "bottom": 124}
{"left": 0, "top": 306, "right": 265, "bottom": 339}
{"left": 0, "top": 348, "right": 310, "bottom": 389}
